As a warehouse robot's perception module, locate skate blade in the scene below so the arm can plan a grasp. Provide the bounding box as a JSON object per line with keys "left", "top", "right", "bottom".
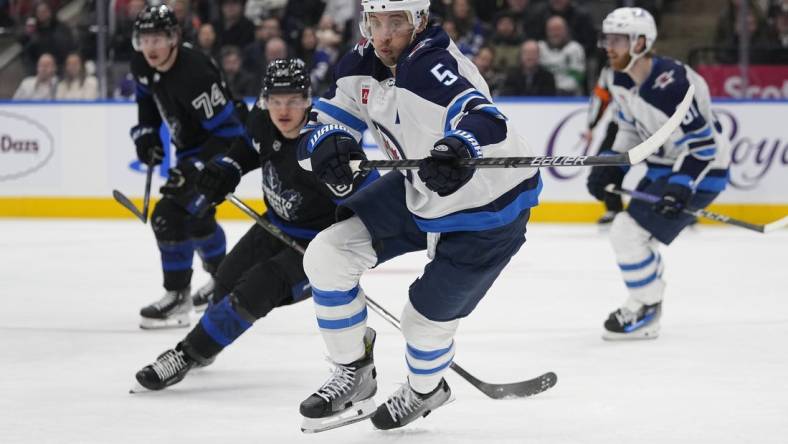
{"left": 139, "top": 314, "right": 190, "bottom": 330}
{"left": 602, "top": 323, "right": 660, "bottom": 341}
{"left": 193, "top": 304, "right": 207, "bottom": 313}
{"left": 129, "top": 382, "right": 151, "bottom": 394}
{"left": 301, "top": 398, "right": 377, "bottom": 434}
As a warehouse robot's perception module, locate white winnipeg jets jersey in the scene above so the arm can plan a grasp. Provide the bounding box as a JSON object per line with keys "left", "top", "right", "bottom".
{"left": 609, "top": 56, "right": 731, "bottom": 192}
{"left": 304, "top": 25, "right": 541, "bottom": 232}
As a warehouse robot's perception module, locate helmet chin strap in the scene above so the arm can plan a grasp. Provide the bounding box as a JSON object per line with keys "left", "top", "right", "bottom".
{"left": 622, "top": 36, "right": 646, "bottom": 73}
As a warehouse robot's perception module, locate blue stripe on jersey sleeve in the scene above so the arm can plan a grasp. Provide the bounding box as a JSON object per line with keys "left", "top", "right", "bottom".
{"left": 674, "top": 125, "right": 712, "bottom": 147}
{"left": 313, "top": 100, "right": 368, "bottom": 133}
{"left": 201, "top": 102, "right": 236, "bottom": 131}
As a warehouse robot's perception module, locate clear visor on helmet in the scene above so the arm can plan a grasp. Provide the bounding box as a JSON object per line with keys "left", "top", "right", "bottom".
{"left": 597, "top": 33, "right": 630, "bottom": 50}
{"left": 263, "top": 94, "right": 310, "bottom": 110}
{"left": 361, "top": 10, "right": 418, "bottom": 38}
{"left": 132, "top": 30, "right": 177, "bottom": 52}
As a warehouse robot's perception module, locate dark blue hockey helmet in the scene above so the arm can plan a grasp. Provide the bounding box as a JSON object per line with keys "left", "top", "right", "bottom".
{"left": 132, "top": 5, "right": 180, "bottom": 51}
{"left": 262, "top": 58, "right": 311, "bottom": 99}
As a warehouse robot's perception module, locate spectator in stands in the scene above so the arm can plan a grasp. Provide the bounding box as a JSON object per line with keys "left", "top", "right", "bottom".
{"left": 310, "top": 16, "right": 342, "bottom": 96}
{"left": 322, "top": 0, "right": 357, "bottom": 41}
{"left": 18, "top": 0, "right": 76, "bottom": 72}
{"left": 265, "top": 36, "right": 289, "bottom": 68}
{"left": 473, "top": 46, "right": 505, "bottom": 96}
{"left": 295, "top": 26, "right": 318, "bottom": 71}
{"left": 55, "top": 52, "right": 98, "bottom": 100}
{"left": 715, "top": 0, "right": 776, "bottom": 63}
{"left": 196, "top": 23, "right": 220, "bottom": 60}
{"left": 242, "top": 15, "right": 283, "bottom": 75}
{"left": 13, "top": 52, "right": 58, "bottom": 100}
{"left": 538, "top": 16, "right": 585, "bottom": 96}
{"left": 500, "top": 40, "right": 556, "bottom": 96}
{"left": 472, "top": 0, "right": 508, "bottom": 23}
{"left": 768, "top": 1, "right": 788, "bottom": 63}
{"left": 112, "top": 0, "right": 146, "bottom": 62}
{"left": 529, "top": 0, "right": 597, "bottom": 58}
{"left": 441, "top": 19, "right": 473, "bottom": 54}
{"left": 170, "top": 0, "right": 200, "bottom": 44}
{"left": 490, "top": 12, "right": 524, "bottom": 72}
{"left": 450, "top": 0, "right": 488, "bottom": 56}
{"left": 245, "top": 0, "right": 288, "bottom": 21}
{"left": 504, "top": 0, "right": 535, "bottom": 35}
{"left": 282, "top": 0, "right": 324, "bottom": 44}
{"left": 214, "top": 0, "right": 255, "bottom": 49}
{"left": 220, "top": 45, "right": 257, "bottom": 98}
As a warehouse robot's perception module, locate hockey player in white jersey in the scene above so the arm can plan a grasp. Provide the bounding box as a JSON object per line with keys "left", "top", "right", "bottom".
{"left": 295, "top": 0, "right": 542, "bottom": 432}
{"left": 588, "top": 7, "right": 731, "bottom": 340}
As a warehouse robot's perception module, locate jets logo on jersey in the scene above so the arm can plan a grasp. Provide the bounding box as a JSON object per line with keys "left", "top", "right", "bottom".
{"left": 653, "top": 70, "right": 675, "bottom": 90}
{"left": 408, "top": 38, "right": 432, "bottom": 59}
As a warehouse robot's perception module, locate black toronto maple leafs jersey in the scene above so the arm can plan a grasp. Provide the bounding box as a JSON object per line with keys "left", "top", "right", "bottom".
{"left": 131, "top": 44, "right": 245, "bottom": 156}
{"left": 227, "top": 105, "right": 371, "bottom": 239}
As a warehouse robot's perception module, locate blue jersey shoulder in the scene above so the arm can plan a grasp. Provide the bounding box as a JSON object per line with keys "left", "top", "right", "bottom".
{"left": 396, "top": 25, "right": 474, "bottom": 107}
{"left": 612, "top": 71, "right": 636, "bottom": 89}
{"left": 638, "top": 56, "right": 692, "bottom": 118}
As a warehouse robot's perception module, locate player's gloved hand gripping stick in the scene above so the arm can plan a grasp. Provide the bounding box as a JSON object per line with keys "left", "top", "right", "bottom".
{"left": 607, "top": 185, "right": 788, "bottom": 234}
{"left": 349, "top": 85, "right": 695, "bottom": 173}
{"left": 225, "top": 193, "right": 558, "bottom": 400}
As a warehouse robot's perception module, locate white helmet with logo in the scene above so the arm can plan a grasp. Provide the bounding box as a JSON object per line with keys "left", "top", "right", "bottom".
{"left": 602, "top": 7, "right": 657, "bottom": 71}
{"left": 359, "top": 0, "right": 431, "bottom": 39}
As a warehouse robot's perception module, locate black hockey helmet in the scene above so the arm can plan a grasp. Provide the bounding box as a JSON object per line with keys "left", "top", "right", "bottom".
{"left": 262, "top": 58, "right": 311, "bottom": 99}
{"left": 132, "top": 5, "right": 180, "bottom": 51}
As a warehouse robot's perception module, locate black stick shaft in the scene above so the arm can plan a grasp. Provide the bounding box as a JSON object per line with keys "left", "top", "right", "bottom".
{"left": 354, "top": 153, "right": 630, "bottom": 171}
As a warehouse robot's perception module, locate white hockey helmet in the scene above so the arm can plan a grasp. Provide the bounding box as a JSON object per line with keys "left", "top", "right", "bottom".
{"left": 359, "top": 0, "right": 431, "bottom": 39}
{"left": 602, "top": 7, "right": 657, "bottom": 71}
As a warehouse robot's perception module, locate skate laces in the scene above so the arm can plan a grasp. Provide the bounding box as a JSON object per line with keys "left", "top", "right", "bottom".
{"left": 151, "top": 350, "right": 188, "bottom": 381}
{"left": 384, "top": 384, "right": 423, "bottom": 422}
{"left": 614, "top": 307, "right": 638, "bottom": 325}
{"left": 316, "top": 361, "right": 356, "bottom": 402}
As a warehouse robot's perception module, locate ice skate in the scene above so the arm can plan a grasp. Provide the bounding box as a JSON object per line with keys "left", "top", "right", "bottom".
{"left": 139, "top": 287, "right": 192, "bottom": 329}
{"left": 300, "top": 327, "right": 378, "bottom": 433}
{"left": 603, "top": 301, "right": 661, "bottom": 340}
{"left": 132, "top": 347, "right": 195, "bottom": 392}
{"left": 191, "top": 278, "right": 215, "bottom": 312}
{"left": 371, "top": 378, "right": 453, "bottom": 430}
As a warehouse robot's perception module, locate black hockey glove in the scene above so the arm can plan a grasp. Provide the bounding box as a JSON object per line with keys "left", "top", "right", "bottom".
{"left": 586, "top": 165, "right": 626, "bottom": 201}
{"left": 418, "top": 135, "right": 477, "bottom": 197}
{"left": 307, "top": 127, "right": 365, "bottom": 186}
{"left": 131, "top": 125, "right": 165, "bottom": 166}
{"left": 196, "top": 156, "right": 244, "bottom": 205}
{"left": 654, "top": 182, "right": 692, "bottom": 219}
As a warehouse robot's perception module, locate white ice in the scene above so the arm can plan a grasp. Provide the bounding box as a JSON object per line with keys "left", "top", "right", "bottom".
{"left": 1, "top": 219, "right": 786, "bottom": 444}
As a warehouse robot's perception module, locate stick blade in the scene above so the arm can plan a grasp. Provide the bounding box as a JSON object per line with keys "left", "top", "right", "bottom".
{"left": 476, "top": 371, "right": 558, "bottom": 400}
{"left": 763, "top": 215, "right": 788, "bottom": 233}
{"left": 112, "top": 189, "right": 146, "bottom": 223}
{"left": 626, "top": 84, "right": 696, "bottom": 165}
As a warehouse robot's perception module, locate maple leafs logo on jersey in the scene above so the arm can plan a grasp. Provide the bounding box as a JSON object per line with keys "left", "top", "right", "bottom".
{"left": 652, "top": 70, "right": 675, "bottom": 90}
{"left": 262, "top": 162, "right": 302, "bottom": 221}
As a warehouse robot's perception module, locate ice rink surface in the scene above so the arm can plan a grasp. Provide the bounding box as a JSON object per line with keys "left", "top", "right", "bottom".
{"left": 1, "top": 219, "right": 786, "bottom": 443}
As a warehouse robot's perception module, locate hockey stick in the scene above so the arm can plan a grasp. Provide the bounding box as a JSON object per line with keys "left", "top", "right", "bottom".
{"left": 226, "top": 193, "right": 558, "bottom": 399}
{"left": 606, "top": 185, "right": 788, "bottom": 234}
{"left": 350, "top": 85, "right": 694, "bottom": 172}
{"left": 112, "top": 161, "right": 154, "bottom": 223}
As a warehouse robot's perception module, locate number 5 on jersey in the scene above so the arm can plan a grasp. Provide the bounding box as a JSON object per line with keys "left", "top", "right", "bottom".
{"left": 431, "top": 63, "right": 458, "bottom": 86}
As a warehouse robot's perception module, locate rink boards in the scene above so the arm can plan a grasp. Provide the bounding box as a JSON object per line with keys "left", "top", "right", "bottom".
{"left": 0, "top": 99, "right": 786, "bottom": 223}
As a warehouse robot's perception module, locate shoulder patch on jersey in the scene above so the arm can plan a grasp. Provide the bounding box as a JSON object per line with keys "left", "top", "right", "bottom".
{"left": 353, "top": 38, "right": 372, "bottom": 56}
{"left": 652, "top": 69, "right": 675, "bottom": 90}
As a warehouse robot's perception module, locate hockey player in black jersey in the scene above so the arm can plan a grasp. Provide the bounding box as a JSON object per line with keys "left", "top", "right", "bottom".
{"left": 133, "top": 58, "right": 378, "bottom": 391}
{"left": 129, "top": 5, "right": 248, "bottom": 329}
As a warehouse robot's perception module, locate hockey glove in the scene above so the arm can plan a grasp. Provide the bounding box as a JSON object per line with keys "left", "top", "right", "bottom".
{"left": 196, "top": 156, "right": 244, "bottom": 205}
{"left": 131, "top": 125, "right": 165, "bottom": 166}
{"left": 586, "top": 165, "right": 626, "bottom": 201}
{"left": 418, "top": 134, "right": 478, "bottom": 197}
{"left": 654, "top": 182, "right": 692, "bottom": 219}
{"left": 306, "top": 126, "right": 364, "bottom": 186}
